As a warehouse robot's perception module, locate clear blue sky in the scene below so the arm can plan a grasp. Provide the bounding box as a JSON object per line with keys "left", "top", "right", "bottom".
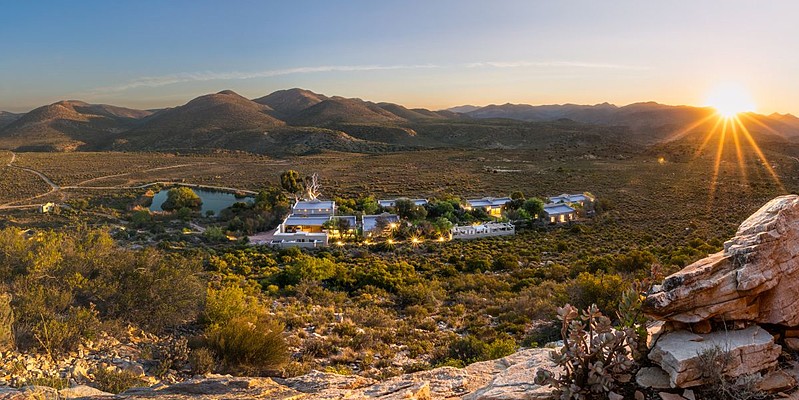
{"left": 1, "top": 1, "right": 797, "bottom": 113}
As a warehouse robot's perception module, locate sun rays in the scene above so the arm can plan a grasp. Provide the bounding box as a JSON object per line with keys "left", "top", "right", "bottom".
{"left": 688, "top": 111, "right": 785, "bottom": 200}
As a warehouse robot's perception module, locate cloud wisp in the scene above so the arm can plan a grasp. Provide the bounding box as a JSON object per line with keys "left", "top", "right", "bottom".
{"left": 88, "top": 60, "right": 648, "bottom": 95}
{"left": 89, "top": 64, "right": 442, "bottom": 94}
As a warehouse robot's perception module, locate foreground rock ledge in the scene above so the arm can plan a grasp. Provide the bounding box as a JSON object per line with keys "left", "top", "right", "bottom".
{"left": 643, "top": 194, "right": 799, "bottom": 325}
{"left": 0, "top": 348, "right": 557, "bottom": 400}
{"left": 648, "top": 325, "right": 781, "bottom": 388}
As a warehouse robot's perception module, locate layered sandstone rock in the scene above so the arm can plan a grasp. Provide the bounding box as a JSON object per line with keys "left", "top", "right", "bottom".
{"left": 643, "top": 195, "right": 799, "bottom": 325}
{"left": 648, "top": 325, "right": 780, "bottom": 388}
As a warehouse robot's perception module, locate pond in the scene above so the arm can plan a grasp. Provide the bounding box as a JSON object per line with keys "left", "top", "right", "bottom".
{"left": 149, "top": 188, "right": 254, "bottom": 215}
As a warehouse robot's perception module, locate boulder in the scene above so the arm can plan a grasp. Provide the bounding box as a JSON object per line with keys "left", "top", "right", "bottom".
{"left": 635, "top": 366, "right": 671, "bottom": 389}
{"left": 643, "top": 195, "right": 799, "bottom": 325}
{"left": 648, "top": 325, "right": 780, "bottom": 388}
{"left": 756, "top": 370, "right": 796, "bottom": 393}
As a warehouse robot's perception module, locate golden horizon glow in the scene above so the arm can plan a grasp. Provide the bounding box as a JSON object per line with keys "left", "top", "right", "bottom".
{"left": 704, "top": 83, "right": 756, "bottom": 118}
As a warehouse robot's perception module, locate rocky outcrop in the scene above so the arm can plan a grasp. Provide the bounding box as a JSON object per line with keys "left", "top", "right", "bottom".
{"left": 643, "top": 195, "right": 799, "bottom": 325}
{"left": 648, "top": 325, "right": 780, "bottom": 388}
{"left": 0, "top": 348, "right": 556, "bottom": 399}
{"left": 641, "top": 195, "right": 799, "bottom": 390}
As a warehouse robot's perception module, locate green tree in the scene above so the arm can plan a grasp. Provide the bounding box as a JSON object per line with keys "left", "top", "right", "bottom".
{"left": 280, "top": 170, "right": 304, "bottom": 200}
{"left": 395, "top": 199, "right": 427, "bottom": 221}
{"left": 161, "top": 187, "right": 202, "bottom": 211}
{"left": 522, "top": 198, "right": 545, "bottom": 219}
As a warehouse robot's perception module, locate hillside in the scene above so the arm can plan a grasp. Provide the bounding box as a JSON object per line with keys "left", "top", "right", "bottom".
{"left": 0, "top": 112, "right": 20, "bottom": 130}
{"left": 0, "top": 101, "right": 150, "bottom": 151}
{"left": 287, "top": 96, "right": 408, "bottom": 126}
{"left": 252, "top": 88, "right": 328, "bottom": 119}
{"left": 118, "top": 90, "right": 286, "bottom": 150}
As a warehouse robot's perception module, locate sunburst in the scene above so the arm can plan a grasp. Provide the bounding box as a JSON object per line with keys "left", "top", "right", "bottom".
{"left": 667, "top": 84, "right": 785, "bottom": 200}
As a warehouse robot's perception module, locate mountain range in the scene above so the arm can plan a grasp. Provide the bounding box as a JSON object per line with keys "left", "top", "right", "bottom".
{"left": 1, "top": 88, "right": 798, "bottom": 156}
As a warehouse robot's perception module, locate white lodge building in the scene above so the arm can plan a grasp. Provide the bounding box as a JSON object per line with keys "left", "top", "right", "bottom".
{"left": 542, "top": 203, "right": 577, "bottom": 224}
{"left": 451, "top": 222, "right": 515, "bottom": 239}
{"left": 464, "top": 197, "right": 512, "bottom": 218}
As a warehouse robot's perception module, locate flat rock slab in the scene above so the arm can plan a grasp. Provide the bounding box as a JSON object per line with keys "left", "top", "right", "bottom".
{"left": 59, "top": 385, "right": 114, "bottom": 399}
{"left": 649, "top": 326, "right": 780, "bottom": 388}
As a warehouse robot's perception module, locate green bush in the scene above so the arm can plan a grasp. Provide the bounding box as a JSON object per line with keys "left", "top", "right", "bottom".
{"left": 444, "top": 335, "right": 517, "bottom": 365}
{"left": 161, "top": 187, "right": 202, "bottom": 211}
{"left": 207, "top": 317, "right": 289, "bottom": 375}
{"left": 567, "top": 272, "right": 625, "bottom": 316}
{"left": 203, "top": 283, "right": 263, "bottom": 327}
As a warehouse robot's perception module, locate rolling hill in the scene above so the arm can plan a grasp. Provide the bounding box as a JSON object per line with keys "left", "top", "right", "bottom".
{"left": 0, "top": 101, "right": 151, "bottom": 151}
{"left": 0, "top": 112, "right": 21, "bottom": 130}
{"left": 252, "top": 88, "right": 328, "bottom": 119}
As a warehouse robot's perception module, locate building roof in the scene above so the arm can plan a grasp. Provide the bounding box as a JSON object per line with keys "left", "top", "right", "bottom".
{"left": 543, "top": 203, "right": 577, "bottom": 215}
{"left": 294, "top": 200, "right": 335, "bottom": 210}
{"left": 362, "top": 213, "right": 400, "bottom": 232}
{"left": 378, "top": 198, "right": 428, "bottom": 207}
{"left": 548, "top": 193, "right": 591, "bottom": 204}
{"left": 284, "top": 214, "right": 331, "bottom": 226}
{"left": 467, "top": 197, "right": 512, "bottom": 208}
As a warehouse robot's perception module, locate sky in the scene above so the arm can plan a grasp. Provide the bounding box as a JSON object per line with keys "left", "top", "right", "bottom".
{"left": 1, "top": 1, "right": 798, "bottom": 113}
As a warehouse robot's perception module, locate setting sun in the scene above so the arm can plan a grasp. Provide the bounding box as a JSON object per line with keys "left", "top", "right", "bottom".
{"left": 705, "top": 83, "right": 756, "bottom": 118}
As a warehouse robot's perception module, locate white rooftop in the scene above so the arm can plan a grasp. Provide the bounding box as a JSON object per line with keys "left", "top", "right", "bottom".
{"left": 543, "top": 203, "right": 576, "bottom": 215}
{"left": 467, "top": 197, "right": 512, "bottom": 208}
{"left": 294, "top": 200, "right": 335, "bottom": 210}
{"left": 363, "top": 213, "right": 400, "bottom": 232}
{"left": 284, "top": 214, "right": 331, "bottom": 226}
{"left": 378, "top": 198, "right": 428, "bottom": 207}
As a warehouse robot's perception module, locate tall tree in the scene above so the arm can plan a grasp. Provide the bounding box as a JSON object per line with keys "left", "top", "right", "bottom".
{"left": 280, "top": 170, "right": 304, "bottom": 200}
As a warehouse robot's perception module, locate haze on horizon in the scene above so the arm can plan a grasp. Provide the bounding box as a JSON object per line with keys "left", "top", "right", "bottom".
{"left": 1, "top": 0, "right": 798, "bottom": 115}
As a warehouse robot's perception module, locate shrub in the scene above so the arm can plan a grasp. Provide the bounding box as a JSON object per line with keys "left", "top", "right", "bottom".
{"left": 189, "top": 347, "right": 216, "bottom": 375}
{"left": 203, "top": 283, "right": 262, "bottom": 327}
{"left": 90, "top": 368, "right": 146, "bottom": 394}
{"left": 696, "top": 345, "right": 764, "bottom": 400}
{"left": 535, "top": 304, "right": 637, "bottom": 400}
{"left": 203, "top": 226, "right": 227, "bottom": 242}
{"left": 567, "top": 272, "right": 625, "bottom": 316}
{"left": 207, "top": 317, "right": 289, "bottom": 375}
{"left": 32, "top": 307, "right": 100, "bottom": 358}
{"left": 27, "top": 376, "right": 68, "bottom": 390}
{"left": 485, "top": 337, "right": 517, "bottom": 360}
{"left": 444, "top": 335, "right": 517, "bottom": 365}
{"left": 102, "top": 251, "right": 204, "bottom": 332}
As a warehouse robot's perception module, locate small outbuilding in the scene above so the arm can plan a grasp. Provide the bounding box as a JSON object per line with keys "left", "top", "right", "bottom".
{"left": 542, "top": 203, "right": 577, "bottom": 224}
